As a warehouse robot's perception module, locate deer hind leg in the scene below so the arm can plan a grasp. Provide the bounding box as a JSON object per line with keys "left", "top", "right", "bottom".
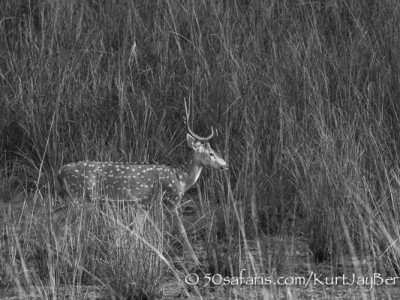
{"left": 58, "top": 173, "right": 92, "bottom": 203}
{"left": 60, "top": 177, "right": 77, "bottom": 201}
{"left": 170, "top": 206, "right": 200, "bottom": 265}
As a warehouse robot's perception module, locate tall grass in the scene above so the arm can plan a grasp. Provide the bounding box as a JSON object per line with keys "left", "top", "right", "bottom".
{"left": 2, "top": 0, "right": 400, "bottom": 298}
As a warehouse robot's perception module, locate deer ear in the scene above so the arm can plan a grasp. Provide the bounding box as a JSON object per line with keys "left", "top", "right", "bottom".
{"left": 187, "top": 134, "right": 196, "bottom": 149}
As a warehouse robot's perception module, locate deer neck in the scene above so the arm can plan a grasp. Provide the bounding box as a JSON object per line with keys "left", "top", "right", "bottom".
{"left": 177, "top": 154, "right": 203, "bottom": 193}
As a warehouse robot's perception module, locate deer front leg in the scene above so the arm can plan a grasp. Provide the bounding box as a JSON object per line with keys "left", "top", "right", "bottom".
{"left": 170, "top": 206, "right": 200, "bottom": 265}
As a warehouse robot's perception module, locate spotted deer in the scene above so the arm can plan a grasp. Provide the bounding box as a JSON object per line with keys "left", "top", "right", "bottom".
{"left": 57, "top": 106, "right": 228, "bottom": 265}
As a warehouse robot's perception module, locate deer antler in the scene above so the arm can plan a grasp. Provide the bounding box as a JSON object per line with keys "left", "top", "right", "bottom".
{"left": 184, "top": 99, "right": 214, "bottom": 141}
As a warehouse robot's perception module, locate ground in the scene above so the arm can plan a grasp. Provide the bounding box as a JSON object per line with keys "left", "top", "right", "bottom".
{"left": 1, "top": 196, "right": 400, "bottom": 299}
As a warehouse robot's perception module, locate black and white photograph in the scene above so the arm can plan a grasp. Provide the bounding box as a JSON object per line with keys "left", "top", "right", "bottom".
{"left": 1, "top": 0, "right": 399, "bottom": 299}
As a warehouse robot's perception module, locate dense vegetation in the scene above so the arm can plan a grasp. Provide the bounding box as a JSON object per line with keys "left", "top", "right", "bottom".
{"left": 2, "top": 0, "right": 400, "bottom": 298}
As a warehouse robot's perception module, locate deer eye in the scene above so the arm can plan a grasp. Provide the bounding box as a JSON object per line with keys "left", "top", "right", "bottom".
{"left": 210, "top": 152, "right": 215, "bottom": 157}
